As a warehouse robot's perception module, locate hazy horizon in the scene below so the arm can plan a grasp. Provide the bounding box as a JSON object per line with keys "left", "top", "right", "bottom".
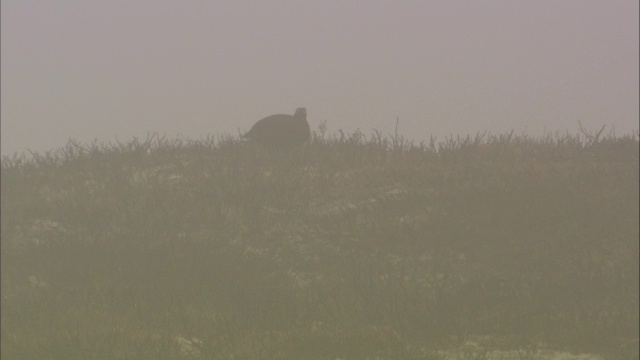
{"left": 2, "top": 1, "right": 638, "bottom": 155}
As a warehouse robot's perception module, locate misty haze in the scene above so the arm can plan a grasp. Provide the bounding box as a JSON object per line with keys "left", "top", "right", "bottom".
{"left": 1, "top": 1, "right": 638, "bottom": 359}
{"left": 1, "top": 1, "right": 638, "bottom": 154}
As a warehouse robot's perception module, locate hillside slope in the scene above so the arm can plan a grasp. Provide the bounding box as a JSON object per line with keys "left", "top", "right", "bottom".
{"left": 2, "top": 131, "right": 638, "bottom": 359}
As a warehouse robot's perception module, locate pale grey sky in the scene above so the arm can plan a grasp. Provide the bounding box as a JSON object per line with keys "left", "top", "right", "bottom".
{"left": 2, "top": 1, "right": 638, "bottom": 154}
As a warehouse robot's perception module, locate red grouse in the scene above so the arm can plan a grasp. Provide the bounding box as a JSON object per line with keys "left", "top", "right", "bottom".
{"left": 244, "top": 108, "right": 310, "bottom": 148}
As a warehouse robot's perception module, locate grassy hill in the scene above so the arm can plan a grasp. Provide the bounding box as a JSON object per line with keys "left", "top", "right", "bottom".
{"left": 1, "top": 130, "right": 638, "bottom": 359}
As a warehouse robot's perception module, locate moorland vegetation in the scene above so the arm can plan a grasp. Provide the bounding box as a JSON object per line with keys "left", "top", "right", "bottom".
{"left": 1, "top": 127, "right": 638, "bottom": 359}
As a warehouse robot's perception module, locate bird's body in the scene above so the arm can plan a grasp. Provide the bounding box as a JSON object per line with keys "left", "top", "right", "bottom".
{"left": 244, "top": 108, "right": 310, "bottom": 148}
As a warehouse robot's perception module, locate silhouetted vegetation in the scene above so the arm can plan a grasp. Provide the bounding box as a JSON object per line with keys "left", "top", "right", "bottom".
{"left": 2, "top": 128, "right": 638, "bottom": 359}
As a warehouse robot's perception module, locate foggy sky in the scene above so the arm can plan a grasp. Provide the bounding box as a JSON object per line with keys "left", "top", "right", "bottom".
{"left": 2, "top": 0, "right": 638, "bottom": 155}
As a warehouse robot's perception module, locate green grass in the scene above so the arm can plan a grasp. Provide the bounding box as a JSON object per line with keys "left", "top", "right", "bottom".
{"left": 2, "top": 129, "right": 638, "bottom": 359}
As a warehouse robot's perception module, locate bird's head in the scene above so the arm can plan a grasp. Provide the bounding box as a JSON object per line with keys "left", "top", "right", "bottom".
{"left": 294, "top": 108, "right": 307, "bottom": 119}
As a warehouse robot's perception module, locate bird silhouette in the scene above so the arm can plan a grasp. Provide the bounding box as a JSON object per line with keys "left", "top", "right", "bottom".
{"left": 243, "top": 108, "right": 310, "bottom": 149}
